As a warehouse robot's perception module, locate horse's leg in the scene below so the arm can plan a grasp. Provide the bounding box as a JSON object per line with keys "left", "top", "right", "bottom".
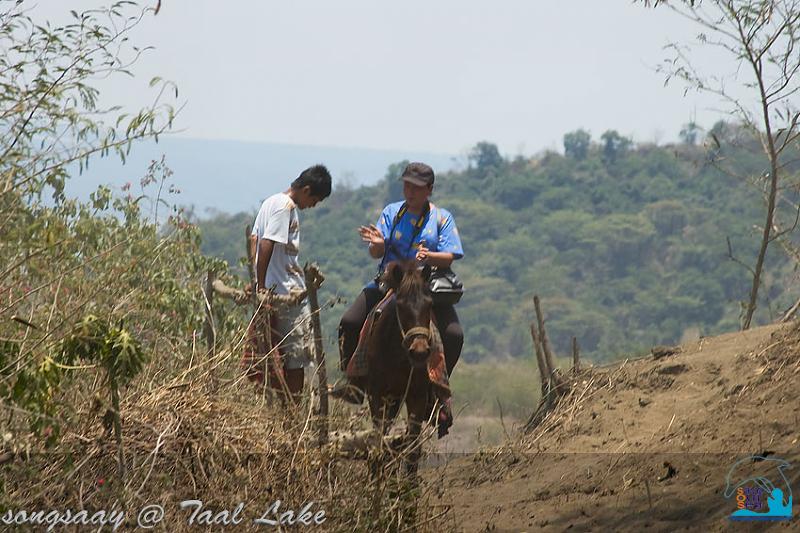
{"left": 368, "top": 393, "right": 402, "bottom": 479}
{"left": 369, "top": 394, "right": 402, "bottom": 435}
{"left": 403, "top": 387, "right": 429, "bottom": 477}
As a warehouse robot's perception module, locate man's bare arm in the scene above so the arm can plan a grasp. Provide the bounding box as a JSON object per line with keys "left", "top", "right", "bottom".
{"left": 256, "top": 238, "right": 276, "bottom": 291}
{"left": 423, "top": 250, "right": 454, "bottom": 268}
{"left": 416, "top": 246, "right": 454, "bottom": 268}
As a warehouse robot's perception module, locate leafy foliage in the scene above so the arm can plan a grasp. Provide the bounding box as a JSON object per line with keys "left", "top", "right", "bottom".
{"left": 469, "top": 141, "right": 505, "bottom": 178}
{"left": 563, "top": 129, "right": 592, "bottom": 160}
{"left": 0, "top": 2, "right": 235, "bottom": 445}
{"left": 61, "top": 315, "right": 147, "bottom": 387}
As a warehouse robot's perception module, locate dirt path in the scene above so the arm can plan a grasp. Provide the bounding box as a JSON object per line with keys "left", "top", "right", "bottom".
{"left": 433, "top": 322, "right": 800, "bottom": 532}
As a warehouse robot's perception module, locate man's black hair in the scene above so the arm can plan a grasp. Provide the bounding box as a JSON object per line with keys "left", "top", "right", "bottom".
{"left": 292, "top": 164, "right": 332, "bottom": 199}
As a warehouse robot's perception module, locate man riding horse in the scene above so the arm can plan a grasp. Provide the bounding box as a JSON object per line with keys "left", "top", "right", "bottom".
{"left": 334, "top": 162, "right": 465, "bottom": 408}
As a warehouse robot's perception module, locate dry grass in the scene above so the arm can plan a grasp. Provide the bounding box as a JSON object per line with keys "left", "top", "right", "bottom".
{"left": 1, "top": 326, "right": 455, "bottom": 532}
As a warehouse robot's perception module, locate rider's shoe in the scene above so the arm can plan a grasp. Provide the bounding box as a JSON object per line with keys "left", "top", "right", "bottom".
{"left": 437, "top": 398, "right": 453, "bottom": 438}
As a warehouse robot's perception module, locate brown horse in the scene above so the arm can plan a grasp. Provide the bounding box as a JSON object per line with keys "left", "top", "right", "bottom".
{"left": 365, "top": 261, "right": 439, "bottom": 473}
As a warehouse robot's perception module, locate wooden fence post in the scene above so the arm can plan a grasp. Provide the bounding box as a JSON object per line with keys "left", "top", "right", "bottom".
{"left": 530, "top": 323, "right": 548, "bottom": 396}
{"left": 245, "top": 224, "right": 257, "bottom": 315}
{"left": 524, "top": 295, "right": 569, "bottom": 433}
{"left": 533, "top": 295, "right": 556, "bottom": 377}
{"left": 304, "top": 263, "right": 328, "bottom": 446}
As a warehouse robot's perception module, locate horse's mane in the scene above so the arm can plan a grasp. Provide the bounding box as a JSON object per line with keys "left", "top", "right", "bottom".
{"left": 398, "top": 266, "right": 426, "bottom": 300}
{"left": 382, "top": 261, "right": 428, "bottom": 302}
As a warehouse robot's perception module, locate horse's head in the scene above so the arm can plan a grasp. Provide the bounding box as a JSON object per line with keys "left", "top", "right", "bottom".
{"left": 382, "top": 261, "right": 433, "bottom": 368}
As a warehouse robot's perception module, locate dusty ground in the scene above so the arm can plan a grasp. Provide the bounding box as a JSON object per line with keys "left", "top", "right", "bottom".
{"left": 431, "top": 321, "right": 800, "bottom": 532}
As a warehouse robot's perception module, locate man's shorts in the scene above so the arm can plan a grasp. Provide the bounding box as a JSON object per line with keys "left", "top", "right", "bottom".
{"left": 271, "top": 303, "right": 312, "bottom": 370}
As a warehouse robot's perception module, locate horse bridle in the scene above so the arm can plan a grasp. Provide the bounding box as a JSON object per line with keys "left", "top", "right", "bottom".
{"left": 396, "top": 307, "right": 431, "bottom": 352}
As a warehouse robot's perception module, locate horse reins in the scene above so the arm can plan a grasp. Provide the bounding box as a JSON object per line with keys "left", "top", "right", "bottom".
{"left": 396, "top": 308, "right": 431, "bottom": 351}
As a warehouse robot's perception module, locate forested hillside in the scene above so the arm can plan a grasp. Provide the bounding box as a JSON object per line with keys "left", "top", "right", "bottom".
{"left": 199, "top": 124, "right": 798, "bottom": 364}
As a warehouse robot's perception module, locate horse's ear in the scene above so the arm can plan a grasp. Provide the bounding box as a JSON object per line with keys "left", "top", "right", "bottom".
{"left": 382, "top": 261, "right": 404, "bottom": 290}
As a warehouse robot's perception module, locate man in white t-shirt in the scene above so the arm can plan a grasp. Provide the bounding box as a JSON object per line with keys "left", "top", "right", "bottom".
{"left": 246, "top": 164, "right": 332, "bottom": 398}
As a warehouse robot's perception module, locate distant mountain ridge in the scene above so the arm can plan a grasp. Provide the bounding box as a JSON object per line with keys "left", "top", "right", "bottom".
{"left": 64, "top": 137, "right": 457, "bottom": 215}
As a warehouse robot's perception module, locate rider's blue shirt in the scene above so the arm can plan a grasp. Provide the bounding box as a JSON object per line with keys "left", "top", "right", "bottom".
{"left": 365, "top": 201, "right": 463, "bottom": 290}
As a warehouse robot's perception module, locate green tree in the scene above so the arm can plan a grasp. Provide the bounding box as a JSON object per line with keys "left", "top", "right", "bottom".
{"left": 541, "top": 211, "right": 596, "bottom": 251}
{"left": 563, "top": 129, "right": 591, "bottom": 160}
{"left": 490, "top": 173, "right": 539, "bottom": 209}
{"left": 644, "top": 200, "right": 689, "bottom": 237}
{"left": 469, "top": 141, "right": 504, "bottom": 177}
{"left": 600, "top": 130, "right": 631, "bottom": 163}
{"left": 679, "top": 122, "right": 701, "bottom": 145}
{"left": 579, "top": 214, "right": 657, "bottom": 276}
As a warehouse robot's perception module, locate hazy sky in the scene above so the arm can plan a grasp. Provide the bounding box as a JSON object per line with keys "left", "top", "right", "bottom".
{"left": 35, "top": 1, "right": 744, "bottom": 156}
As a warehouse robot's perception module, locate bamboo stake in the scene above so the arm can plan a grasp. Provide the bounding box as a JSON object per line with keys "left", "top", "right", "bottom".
{"left": 530, "top": 323, "right": 548, "bottom": 393}
{"left": 524, "top": 295, "right": 570, "bottom": 433}
{"left": 246, "top": 224, "right": 257, "bottom": 294}
{"left": 533, "top": 295, "right": 556, "bottom": 377}
{"left": 304, "top": 263, "right": 328, "bottom": 445}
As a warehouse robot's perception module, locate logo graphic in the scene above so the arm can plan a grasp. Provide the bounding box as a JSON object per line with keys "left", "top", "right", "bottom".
{"left": 724, "top": 456, "right": 792, "bottom": 521}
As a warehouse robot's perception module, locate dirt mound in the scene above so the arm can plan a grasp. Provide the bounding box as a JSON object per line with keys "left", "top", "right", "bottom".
{"left": 436, "top": 322, "right": 800, "bottom": 531}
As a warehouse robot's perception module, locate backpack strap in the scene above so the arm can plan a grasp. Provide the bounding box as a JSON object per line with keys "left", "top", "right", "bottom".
{"left": 431, "top": 203, "right": 443, "bottom": 234}
{"left": 378, "top": 202, "right": 430, "bottom": 274}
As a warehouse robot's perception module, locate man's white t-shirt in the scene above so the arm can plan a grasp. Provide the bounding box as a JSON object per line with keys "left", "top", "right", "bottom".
{"left": 252, "top": 192, "right": 305, "bottom": 295}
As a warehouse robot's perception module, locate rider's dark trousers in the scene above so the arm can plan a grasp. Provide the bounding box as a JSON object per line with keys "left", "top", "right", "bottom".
{"left": 338, "top": 287, "right": 464, "bottom": 376}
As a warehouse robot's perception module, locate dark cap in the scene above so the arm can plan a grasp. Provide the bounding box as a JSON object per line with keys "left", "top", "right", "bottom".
{"left": 400, "top": 162, "right": 435, "bottom": 187}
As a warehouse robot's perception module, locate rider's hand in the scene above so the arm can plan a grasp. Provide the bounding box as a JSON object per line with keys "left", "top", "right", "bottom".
{"left": 415, "top": 244, "right": 429, "bottom": 263}
{"left": 358, "top": 224, "right": 384, "bottom": 247}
